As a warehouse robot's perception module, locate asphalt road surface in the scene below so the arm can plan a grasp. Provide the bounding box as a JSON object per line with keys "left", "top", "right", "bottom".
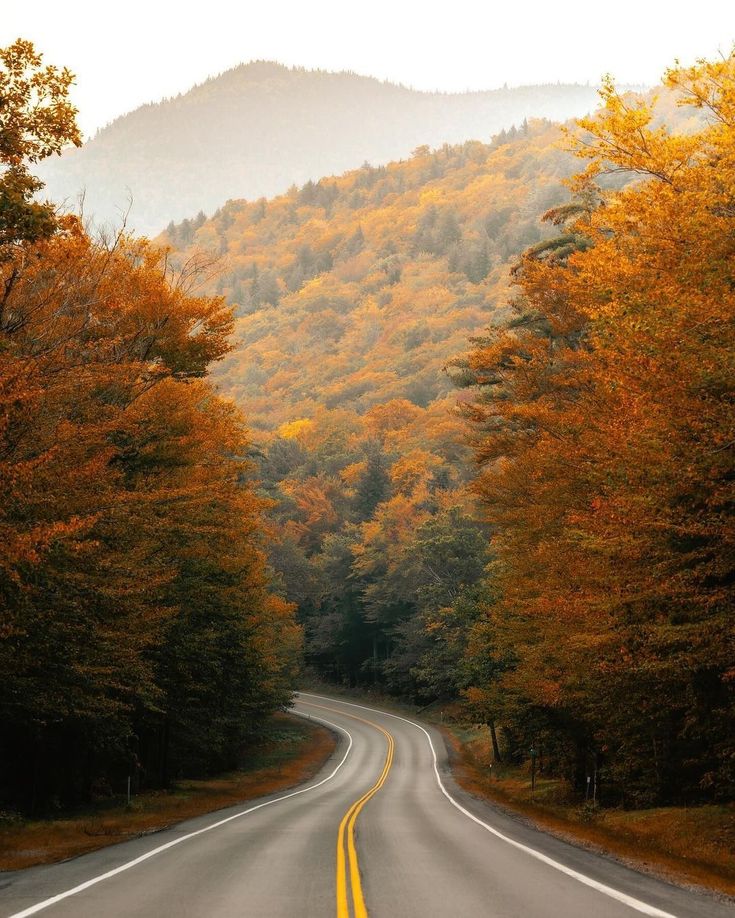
{"left": 1, "top": 693, "right": 733, "bottom": 918}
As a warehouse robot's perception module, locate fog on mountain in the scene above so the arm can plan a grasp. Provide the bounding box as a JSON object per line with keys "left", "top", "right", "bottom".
{"left": 38, "top": 62, "right": 606, "bottom": 235}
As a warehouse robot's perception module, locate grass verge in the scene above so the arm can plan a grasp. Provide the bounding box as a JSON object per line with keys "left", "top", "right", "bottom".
{"left": 0, "top": 712, "right": 336, "bottom": 871}
{"left": 444, "top": 724, "right": 735, "bottom": 899}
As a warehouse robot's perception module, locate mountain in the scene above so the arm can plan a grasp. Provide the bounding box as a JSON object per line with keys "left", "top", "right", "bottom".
{"left": 38, "top": 62, "right": 607, "bottom": 235}
{"left": 159, "top": 89, "right": 704, "bottom": 697}
{"left": 163, "top": 119, "right": 578, "bottom": 429}
{"left": 154, "top": 117, "right": 583, "bottom": 692}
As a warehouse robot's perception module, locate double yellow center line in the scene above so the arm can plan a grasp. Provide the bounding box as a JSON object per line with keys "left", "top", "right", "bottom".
{"left": 301, "top": 702, "right": 395, "bottom": 918}
{"left": 336, "top": 720, "right": 393, "bottom": 918}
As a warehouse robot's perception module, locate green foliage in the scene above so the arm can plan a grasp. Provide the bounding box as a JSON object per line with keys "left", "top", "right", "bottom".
{"left": 353, "top": 448, "right": 390, "bottom": 520}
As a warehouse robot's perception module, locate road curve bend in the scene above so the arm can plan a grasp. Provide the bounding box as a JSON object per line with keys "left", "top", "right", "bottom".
{"left": 0, "top": 693, "right": 732, "bottom": 918}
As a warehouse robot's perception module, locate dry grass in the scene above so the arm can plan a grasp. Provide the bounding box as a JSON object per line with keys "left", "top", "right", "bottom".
{"left": 444, "top": 726, "right": 735, "bottom": 898}
{"left": 0, "top": 713, "right": 336, "bottom": 871}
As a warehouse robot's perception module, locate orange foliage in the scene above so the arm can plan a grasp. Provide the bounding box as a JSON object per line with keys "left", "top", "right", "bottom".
{"left": 463, "top": 57, "right": 735, "bottom": 803}
{"left": 0, "top": 217, "right": 300, "bottom": 808}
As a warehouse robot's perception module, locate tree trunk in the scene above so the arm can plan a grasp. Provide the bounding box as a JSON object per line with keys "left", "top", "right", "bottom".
{"left": 489, "top": 720, "right": 502, "bottom": 764}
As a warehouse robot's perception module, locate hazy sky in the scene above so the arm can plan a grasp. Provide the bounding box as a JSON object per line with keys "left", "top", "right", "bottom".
{"left": 4, "top": 0, "right": 735, "bottom": 137}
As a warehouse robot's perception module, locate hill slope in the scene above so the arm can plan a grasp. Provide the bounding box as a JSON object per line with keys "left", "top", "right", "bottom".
{"left": 39, "top": 62, "right": 605, "bottom": 234}
{"left": 164, "top": 119, "right": 577, "bottom": 429}
{"left": 156, "top": 86, "right": 709, "bottom": 703}
{"left": 160, "top": 120, "right": 583, "bottom": 679}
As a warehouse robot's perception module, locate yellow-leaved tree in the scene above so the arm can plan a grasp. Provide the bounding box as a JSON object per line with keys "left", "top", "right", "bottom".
{"left": 0, "top": 42, "right": 300, "bottom": 813}
{"left": 460, "top": 56, "right": 735, "bottom": 804}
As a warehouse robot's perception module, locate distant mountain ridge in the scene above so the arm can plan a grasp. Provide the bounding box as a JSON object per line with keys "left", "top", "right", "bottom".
{"left": 158, "top": 120, "right": 575, "bottom": 432}
{"left": 38, "top": 61, "right": 611, "bottom": 235}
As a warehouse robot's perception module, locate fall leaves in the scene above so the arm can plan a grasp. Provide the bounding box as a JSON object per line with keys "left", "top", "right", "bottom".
{"left": 0, "top": 43, "right": 300, "bottom": 810}
{"left": 0, "top": 39, "right": 81, "bottom": 252}
{"left": 3, "top": 36, "right": 734, "bottom": 818}
{"left": 0, "top": 220, "right": 301, "bottom": 810}
{"left": 161, "top": 50, "right": 734, "bottom": 809}
{"left": 461, "top": 56, "right": 735, "bottom": 804}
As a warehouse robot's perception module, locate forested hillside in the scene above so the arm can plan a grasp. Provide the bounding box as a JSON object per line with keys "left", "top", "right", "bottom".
{"left": 163, "top": 62, "right": 733, "bottom": 808}
{"left": 38, "top": 61, "right": 606, "bottom": 234}
{"left": 161, "top": 118, "right": 580, "bottom": 690}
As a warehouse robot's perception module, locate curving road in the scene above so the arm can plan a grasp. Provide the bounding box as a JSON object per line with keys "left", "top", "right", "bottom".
{"left": 1, "top": 693, "right": 732, "bottom": 918}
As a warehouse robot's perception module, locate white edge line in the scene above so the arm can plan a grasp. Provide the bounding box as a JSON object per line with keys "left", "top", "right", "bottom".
{"left": 298, "top": 692, "right": 679, "bottom": 918}
{"left": 7, "top": 712, "right": 352, "bottom": 918}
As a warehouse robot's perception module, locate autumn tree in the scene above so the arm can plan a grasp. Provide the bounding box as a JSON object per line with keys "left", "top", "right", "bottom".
{"left": 461, "top": 57, "right": 735, "bottom": 803}
{"left": 0, "top": 42, "right": 299, "bottom": 810}
{"left": 0, "top": 221, "right": 300, "bottom": 809}
{"left": 0, "top": 39, "right": 80, "bottom": 254}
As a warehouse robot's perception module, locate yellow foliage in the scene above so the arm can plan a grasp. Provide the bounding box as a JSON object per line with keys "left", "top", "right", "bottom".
{"left": 278, "top": 418, "right": 316, "bottom": 441}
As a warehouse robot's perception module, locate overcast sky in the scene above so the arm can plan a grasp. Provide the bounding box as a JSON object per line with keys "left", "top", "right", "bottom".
{"left": 4, "top": 0, "right": 735, "bottom": 137}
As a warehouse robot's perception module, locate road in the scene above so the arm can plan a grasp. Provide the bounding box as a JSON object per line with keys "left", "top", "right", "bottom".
{"left": 1, "top": 693, "right": 732, "bottom": 918}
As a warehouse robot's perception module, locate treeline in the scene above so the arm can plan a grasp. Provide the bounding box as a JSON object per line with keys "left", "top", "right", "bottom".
{"left": 245, "top": 59, "right": 734, "bottom": 808}
{"left": 448, "top": 59, "right": 735, "bottom": 806}
{"left": 38, "top": 57, "right": 603, "bottom": 235}
{"left": 166, "top": 120, "right": 568, "bottom": 371}
{"left": 0, "top": 41, "right": 300, "bottom": 814}
{"left": 160, "top": 55, "right": 733, "bottom": 809}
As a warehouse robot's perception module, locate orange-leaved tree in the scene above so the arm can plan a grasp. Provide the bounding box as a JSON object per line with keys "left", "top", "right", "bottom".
{"left": 0, "top": 42, "right": 300, "bottom": 810}
{"left": 460, "top": 56, "right": 735, "bottom": 804}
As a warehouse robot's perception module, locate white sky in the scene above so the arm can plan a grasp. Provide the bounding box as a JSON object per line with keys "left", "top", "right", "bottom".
{"left": 3, "top": 0, "right": 735, "bottom": 138}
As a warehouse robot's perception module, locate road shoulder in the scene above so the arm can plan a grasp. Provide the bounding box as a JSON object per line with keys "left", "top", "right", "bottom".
{"left": 439, "top": 722, "right": 735, "bottom": 905}
{"left": 0, "top": 711, "right": 336, "bottom": 872}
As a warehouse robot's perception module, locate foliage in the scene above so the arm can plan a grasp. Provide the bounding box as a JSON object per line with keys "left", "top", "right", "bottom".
{"left": 460, "top": 56, "right": 735, "bottom": 805}
{"left": 161, "top": 121, "right": 574, "bottom": 696}
{"left": 163, "top": 82, "right": 714, "bottom": 731}
{"left": 0, "top": 39, "right": 81, "bottom": 254}
{"left": 0, "top": 220, "right": 301, "bottom": 810}
{"left": 0, "top": 45, "right": 300, "bottom": 812}
{"left": 8, "top": 34, "right": 732, "bottom": 817}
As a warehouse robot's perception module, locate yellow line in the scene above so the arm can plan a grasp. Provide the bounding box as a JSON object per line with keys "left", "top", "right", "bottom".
{"left": 300, "top": 701, "right": 394, "bottom": 918}
{"left": 346, "top": 732, "right": 393, "bottom": 918}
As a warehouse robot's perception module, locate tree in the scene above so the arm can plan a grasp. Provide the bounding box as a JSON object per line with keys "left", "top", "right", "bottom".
{"left": 353, "top": 445, "right": 390, "bottom": 520}
{"left": 0, "top": 220, "right": 299, "bottom": 810}
{"left": 0, "top": 40, "right": 81, "bottom": 254}
{"left": 461, "top": 56, "right": 735, "bottom": 804}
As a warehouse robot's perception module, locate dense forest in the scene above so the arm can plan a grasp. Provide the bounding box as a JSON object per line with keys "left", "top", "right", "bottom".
{"left": 160, "top": 118, "right": 579, "bottom": 695}
{"left": 0, "top": 41, "right": 300, "bottom": 813}
{"left": 37, "top": 61, "right": 607, "bottom": 234}
{"left": 456, "top": 64, "right": 735, "bottom": 805}
{"left": 164, "top": 61, "right": 733, "bottom": 807}
{"left": 1, "top": 35, "right": 733, "bottom": 820}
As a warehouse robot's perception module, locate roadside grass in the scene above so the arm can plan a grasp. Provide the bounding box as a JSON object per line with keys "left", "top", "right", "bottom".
{"left": 0, "top": 712, "right": 336, "bottom": 871}
{"left": 445, "top": 725, "right": 735, "bottom": 898}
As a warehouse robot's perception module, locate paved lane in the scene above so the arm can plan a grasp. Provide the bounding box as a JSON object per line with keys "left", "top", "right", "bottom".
{"left": 0, "top": 693, "right": 732, "bottom": 918}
